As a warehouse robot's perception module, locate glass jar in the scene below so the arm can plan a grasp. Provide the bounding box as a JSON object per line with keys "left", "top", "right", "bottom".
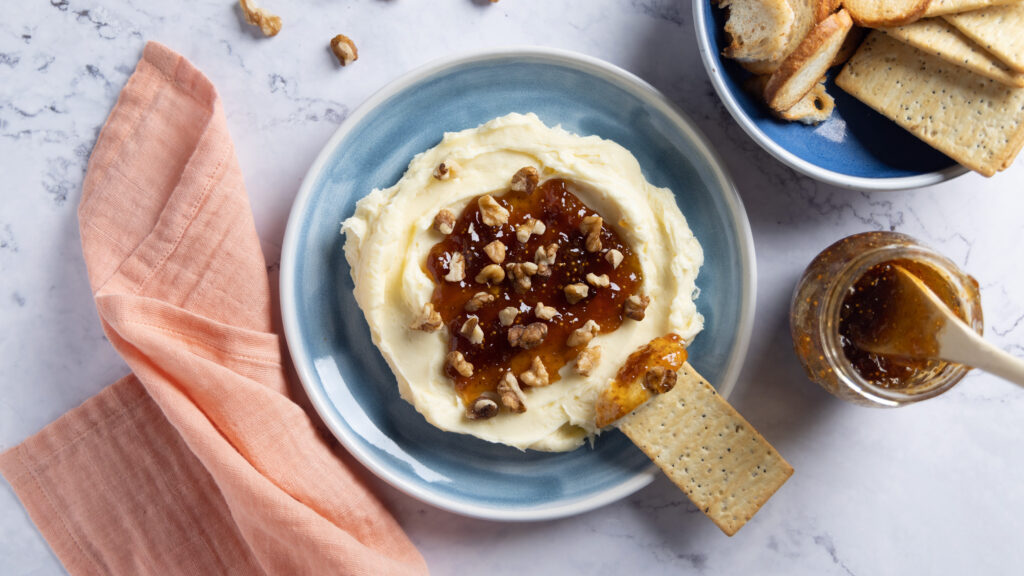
{"left": 790, "top": 232, "right": 983, "bottom": 407}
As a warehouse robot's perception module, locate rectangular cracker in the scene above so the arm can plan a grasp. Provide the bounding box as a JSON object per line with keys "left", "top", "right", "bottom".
{"left": 944, "top": 4, "right": 1024, "bottom": 72}
{"left": 924, "top": 0, "right": 1021, "bottom": 17}
{"left": 836, "top": 31, "right": 1024, "bottom": 176}
{"left": 882, "top": 18, "right": 1024, "bottom": 86}
{"left": 618, "top": 363, "right": 793, "bottom": 536}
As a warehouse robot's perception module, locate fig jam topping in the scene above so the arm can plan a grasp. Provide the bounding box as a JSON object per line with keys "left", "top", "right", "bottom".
{"left": 426, "top": 177, "right": 644, "bottom": 409}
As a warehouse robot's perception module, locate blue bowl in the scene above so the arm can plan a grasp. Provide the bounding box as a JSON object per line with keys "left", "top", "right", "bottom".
{"left": 280, "top": 48, "right": 756, "bottom": 520}
{"left": 694, "top": 1, "right": 967, "bottom": 189}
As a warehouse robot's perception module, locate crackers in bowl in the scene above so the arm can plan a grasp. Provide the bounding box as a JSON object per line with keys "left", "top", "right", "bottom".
{"left": 718, "top": 0, "right": 1024, "bottom": 176}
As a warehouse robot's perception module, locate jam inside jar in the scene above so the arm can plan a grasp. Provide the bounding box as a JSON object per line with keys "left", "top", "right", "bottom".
{"left": 790, "top": 232, "right": 983, "bottom": 407}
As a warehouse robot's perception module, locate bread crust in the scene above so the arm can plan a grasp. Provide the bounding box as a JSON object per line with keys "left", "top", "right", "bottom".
{"left": 764, "top": 9, "right": 854, "bottom": 111}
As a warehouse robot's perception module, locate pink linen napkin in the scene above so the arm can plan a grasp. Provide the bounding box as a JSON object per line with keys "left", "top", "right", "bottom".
{"left": 0, "top": 42, "right": 428, "bottom": 576}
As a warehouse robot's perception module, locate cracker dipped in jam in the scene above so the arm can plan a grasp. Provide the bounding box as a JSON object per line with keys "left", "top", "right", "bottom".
{"left": 342, "top": 114, "right": 791, "bottom": 535}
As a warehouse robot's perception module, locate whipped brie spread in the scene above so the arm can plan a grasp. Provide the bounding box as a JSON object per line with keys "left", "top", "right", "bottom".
{"left": 342, "top": 113, "right": 704, "bottom": 451}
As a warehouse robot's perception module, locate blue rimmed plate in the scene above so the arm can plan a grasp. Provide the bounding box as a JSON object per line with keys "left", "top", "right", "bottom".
{"left": 280, "top": 48, "right": 755, "bottom": 520}
{"left": 694, "top": 1, "right": 968, "bottom": 190}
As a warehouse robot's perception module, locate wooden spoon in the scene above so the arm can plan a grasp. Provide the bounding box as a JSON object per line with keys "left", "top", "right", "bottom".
{"left": 848, "top": 264, "right": 1024, "bottom": 387}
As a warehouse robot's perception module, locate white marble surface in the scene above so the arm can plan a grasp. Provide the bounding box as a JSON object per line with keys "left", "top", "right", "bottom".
{"left": 2, "top": 0, "right": 1023, "bottom": 574}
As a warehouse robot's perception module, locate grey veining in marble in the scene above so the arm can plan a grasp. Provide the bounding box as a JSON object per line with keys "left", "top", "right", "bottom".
{"left": 2, "top": 1, "right": 1022, "bottom": 575}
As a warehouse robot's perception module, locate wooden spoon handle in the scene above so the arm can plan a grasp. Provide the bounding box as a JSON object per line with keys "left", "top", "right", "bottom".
{"left": 938, "top": 320, "right": 1024, "bottom": 387}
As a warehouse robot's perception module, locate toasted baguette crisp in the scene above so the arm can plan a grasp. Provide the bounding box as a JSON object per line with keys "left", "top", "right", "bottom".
{"left": 883, "top": 18, "right": 1024, "bottom": 86}
{"left": 778, "top": 79, "right": 836, "bottom": 123}
{"left": 745, "top": 75, "right": 836, "bottom": 123}
{"left": 740, "top": 0, "right": 823, "bottom": 74}
{"left": 836, "top": 31, "right": 1024, "bottom": 176}
{"left": 815, "top": 0, "right": 842, "bottom": 21}
{"left": 844, "top": 0, "right": 932, "bottom": 27}
{"left": 832, "top": 25, "right": 867, "bottom": 66}
{"left": 765, "top": 9, "right": 854, "bottom": 111}
{"left": 944, "top": 4, "right": 1024, "bottom": 73}
{"left": 722, "top": 0, "right": 796, "bottom": 63}
{"left": 924, "top": 0, "right": 1021, "bottom": 17}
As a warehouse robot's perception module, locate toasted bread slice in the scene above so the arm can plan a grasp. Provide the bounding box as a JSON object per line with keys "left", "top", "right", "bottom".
{"left": 722, "top": 0, "right": 796, "bottom": 63}
{"left": 740, "top": 0, "right": 821, "bottom": 74}
{"left": 777, "top": 79, "right": 835, "bottom": 123}
{"left": 744, "top": 75, "right": 835, "bottom": 123}
{"left": 832, "top": 26, "right": 866, "bottom": 66}
{"left": 765, "top": 9, "right": 854, "bottom": 111}
{"left": 844, "top": 0, "right": 932, "bottom": 27}
{"left": 739, "top": 0, "right": 843, "bottom": 74}
{"left": 816, "top": 0, "right": 842, "bottom": 21}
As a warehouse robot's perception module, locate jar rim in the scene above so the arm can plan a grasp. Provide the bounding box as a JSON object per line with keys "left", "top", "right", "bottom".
{"left": 817, "top": 242, "right": 982, "bottom": 406}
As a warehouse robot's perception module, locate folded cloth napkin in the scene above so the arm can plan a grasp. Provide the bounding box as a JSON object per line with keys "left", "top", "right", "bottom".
{"left": 0, "top": 42, "right": 428, "bottom": 576}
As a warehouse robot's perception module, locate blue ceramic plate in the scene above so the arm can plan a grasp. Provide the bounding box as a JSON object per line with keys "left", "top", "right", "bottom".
{"left": 280, "top": 48, "right": 755, "bottom": 521}
{"left": 694, "top": 1, "right": 967, "bottom": 190}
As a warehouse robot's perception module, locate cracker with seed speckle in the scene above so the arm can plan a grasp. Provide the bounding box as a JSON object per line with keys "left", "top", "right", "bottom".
{"left": 836, "top": 32, "right": 1024, "bottom": 176}
{"left": 883, "top": 18, "right": 1024, "bottom": 87}
{"left": 618, "top": 363, "right": 793, "bottom": 536}
{"left": 924, "top": 0, "right": 1022, "bottom": 17}
{"left": 944, "top": 4, "right": 1024, "bottom": 73}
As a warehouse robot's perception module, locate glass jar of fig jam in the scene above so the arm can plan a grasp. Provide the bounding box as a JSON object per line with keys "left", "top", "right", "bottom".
{"left": 790, "top": 232, "right": 983, "bottom": 407}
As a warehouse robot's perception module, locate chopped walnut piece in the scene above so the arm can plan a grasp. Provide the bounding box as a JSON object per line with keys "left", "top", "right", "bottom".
{"left": 534, "top": 302, "right": 558, "bottom": 320}
{"left": 535, "top": 243, "right": 558, "bottom": 278}
{"left": 433, "top": 209, "right": 455, "bottom": 235}
{"left": 446, "top": 351, "right": 473, "bottom": 378}
{"left": 564, "top": 283, "right": 589, "bottom": 304}
{"left": 516, "top": 218, "right": 547, "bottom": 243}
{"left": 498, "top": 306, "right": 519, "bottom": 326}
{"left": 483, "top": 240, "right": 506, "bottom": 264}
{"left": 459, "top": 316, "right": 484, "bottom": 345}
{"left": 510, "top": 166, "right": 540, "bottom": 194}
{"left": 409, "top": 303, "right": 442, "bottom": 332}
{"left": 466, "top": 392, "right": 499, "bottom": 420}
{"left": 580, "top": 215, "right": 603, "bottom": 253}
{"left": 567, "top": 319, "right": 600, "bottom": 347}
{"left": 475, "top": 263, "right": 505, "bottom": 285}
{"left": 239, "top": 0, "right": 282, "bottom": 37}
{"left": 644, "top": 366, "right": 677, "bottom": 394}
{"left": 624, "top": 294, "right": 650, "bottom": 321}
{"left": 508, "top": 322, "right": 548, "bottom": 349}
{"left": 497, "top": 372, "right": 527, "bottom": 413}
{"left": 575, "top": 345, "right": 602, "bottom": 376}
{"left": 478, "top": 194, "right": 510, "bottom": 226}
{"left": 506, "top": 262, "right": 539, "bottom": 293}
{"left": 586, "top": 272, "right": 610, "bottom": 288}
{"left": 519, "top": 356, "right": 550, "bottom": 387}
{"left": 605, "top": 249, "right": 624, "bottom": 269}
{"left": 535, "top": 243, "right": 558, "bottom": 266}
{"left": 433, "top": 160, "right": 458, "bottom": 181}
{"left": 329, "top": 34, "right": 358, "bottom": 66}
{"left": 444, "top": 252, "right": 466, "bottom": 283}
{"left": 464, "top": 292, "right": 496, "bottom": 312}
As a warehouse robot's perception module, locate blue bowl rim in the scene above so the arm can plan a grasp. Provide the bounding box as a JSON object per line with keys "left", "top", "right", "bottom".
{"left": 692, "top": 1, "right": 968, "bottom": 191}
{"left": 279, "top": 46, "right": 758, "bottom": 521}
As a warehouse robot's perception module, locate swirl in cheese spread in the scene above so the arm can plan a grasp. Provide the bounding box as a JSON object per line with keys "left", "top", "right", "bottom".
{"left": 342, "top": 113, "right": 703, "bottom": 451}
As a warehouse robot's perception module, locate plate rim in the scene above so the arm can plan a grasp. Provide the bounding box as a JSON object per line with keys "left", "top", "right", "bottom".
{"left": 279, "top": 46, "right": 757, "bottom": 521}
{"left": 692, "top": 0, "right": 968, "bottom": 191}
